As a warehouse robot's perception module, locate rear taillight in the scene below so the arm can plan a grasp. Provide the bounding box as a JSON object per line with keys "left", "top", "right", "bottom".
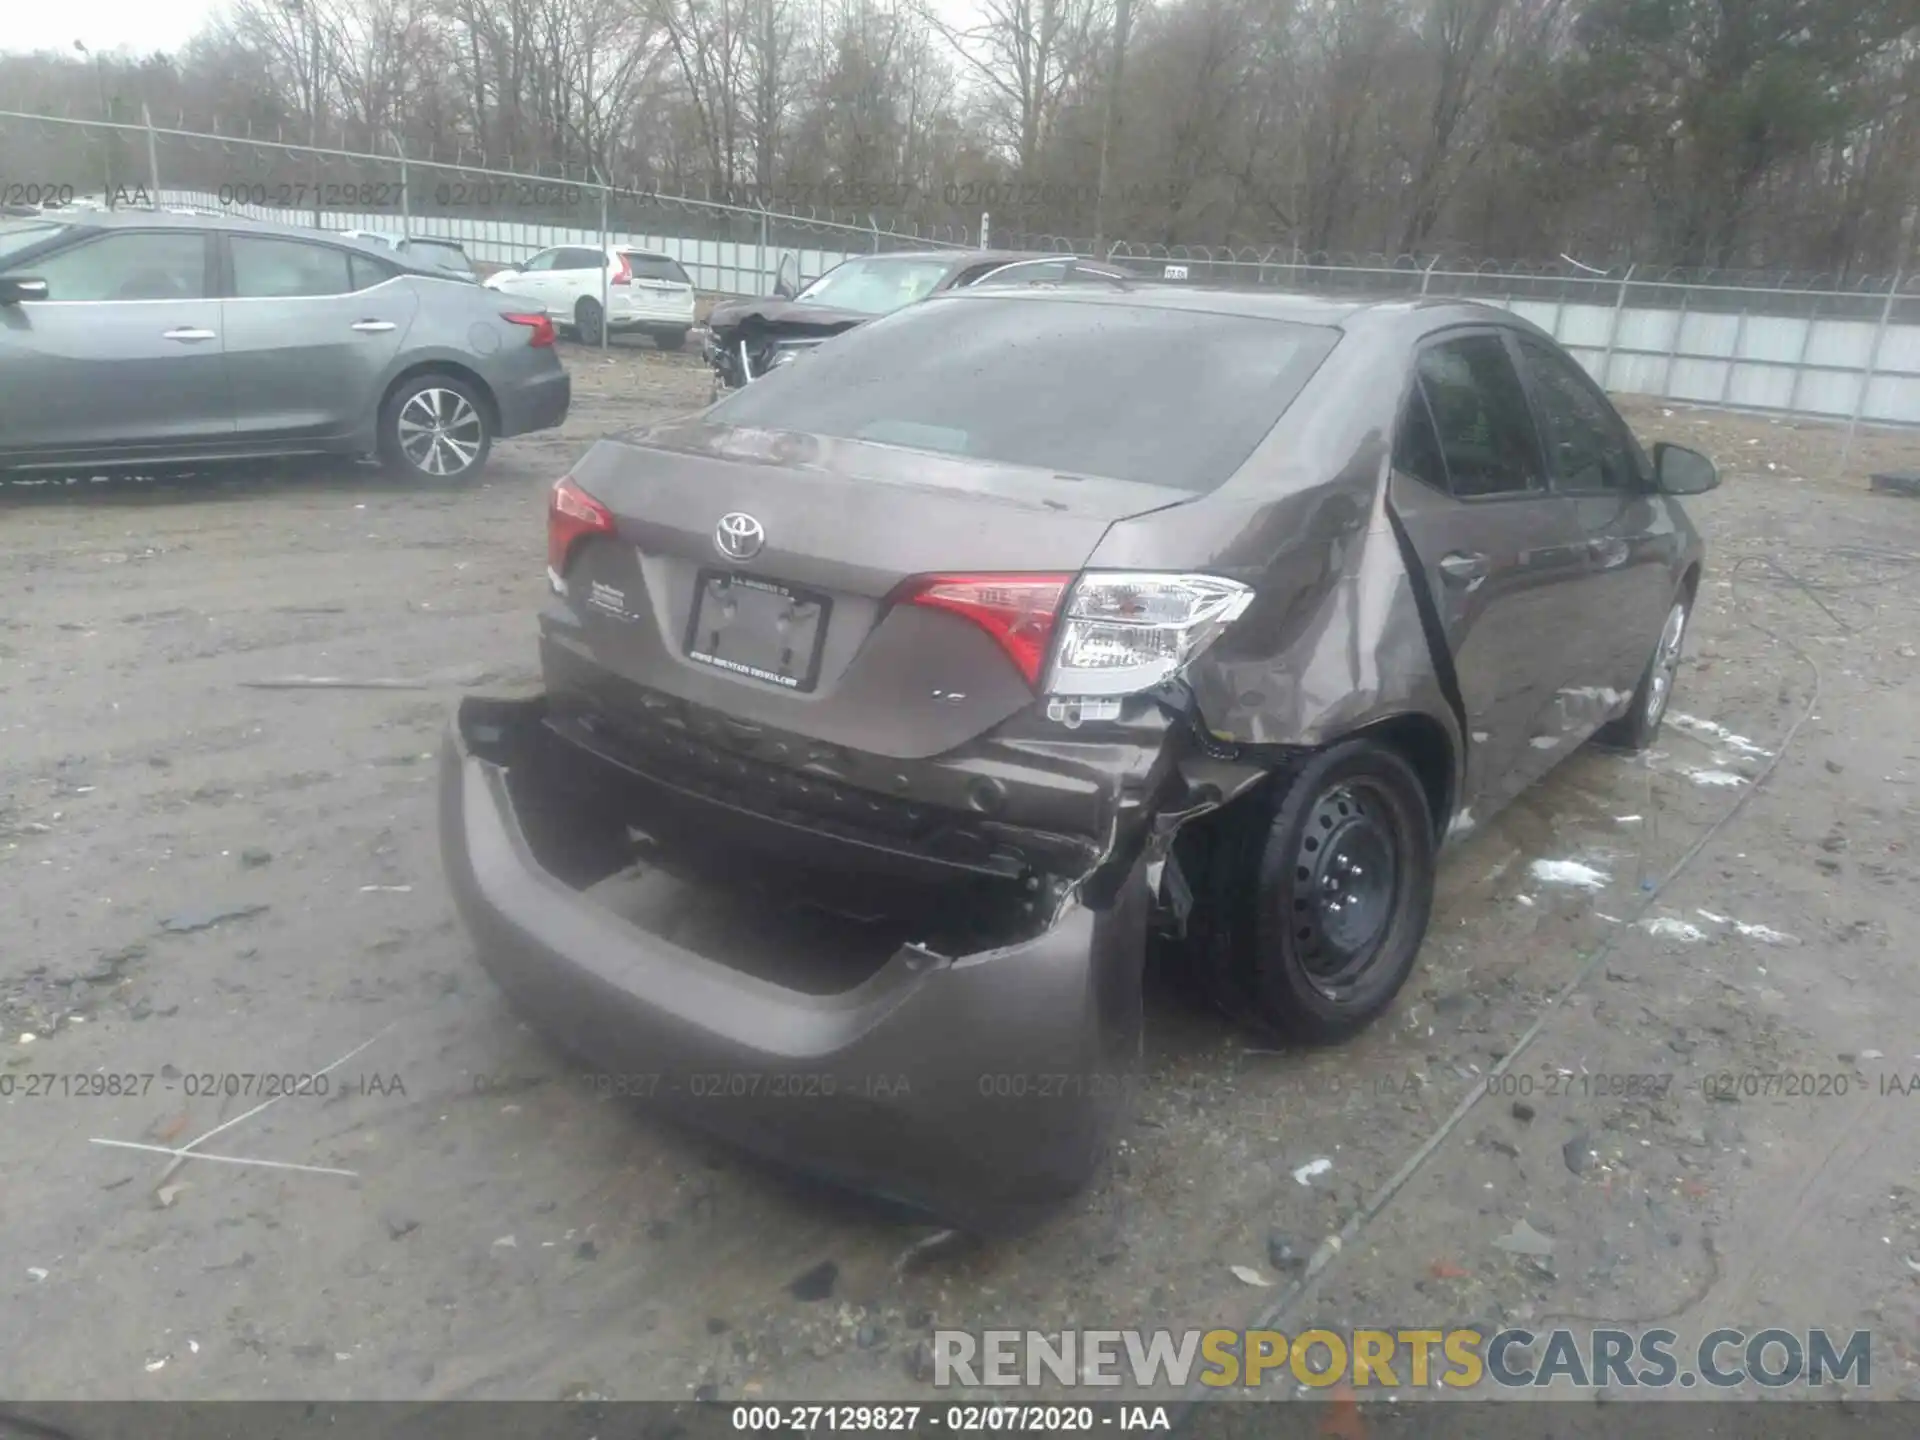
{"left": 905, "top": 574, "right": 1073, "bottom": 689}
{"left": 1047, "top": 573, "right": 1255, "bottom": 696}
{"left": 504, "top": 312, "right": 555, "bottom": 347}
{"left": 547, "top": 477, "right": 615, "bottom": 591}
{"left": 611, "top": 253, "right": 631, "bottom": 286}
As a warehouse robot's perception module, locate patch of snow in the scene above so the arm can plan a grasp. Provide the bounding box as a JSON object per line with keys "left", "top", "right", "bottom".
{"left": 1641, "top": 917, "right": 1706, "bottom": 942}
{"left": 1696, "top": 909, "right": 1796, "bottom": 945}
{"left": 1685, "top": 768, "right": 1747, "bottom": 788}
{"left": 1670, "top": 713, "right": 1772, "bottom": 757}
{"left": 1528, "top": 859, "right": 1610, "bottom": 890}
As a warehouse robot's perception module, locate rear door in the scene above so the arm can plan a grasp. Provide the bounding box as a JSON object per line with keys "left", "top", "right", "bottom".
{"left": 552, "top": 246, "right": 607, "bottom": 318}
{"left": 1386, "top": 330, "right": 1596, "bottom": 815}
{"left": 0, "top": 227, "right": 230, "bottom": 457}
{"left": 220, "top": 234, "right": 415, "bottom": 442}
{"left": 506, "top": 248, "right": 563, "bottom": 310}
{"left": 1511, "top": 334, "right": 1673, "bottom": 696}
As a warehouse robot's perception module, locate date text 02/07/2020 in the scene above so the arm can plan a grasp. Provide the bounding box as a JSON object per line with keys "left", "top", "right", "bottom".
{"left": 0, "top": 1071, "right": 405, "bottom": 1100}
{"left": 727, "top": 1405, "right": 1170, "bottom": 1433}
{"left": 3, "top": 182, "right": 79, "bottom": 209}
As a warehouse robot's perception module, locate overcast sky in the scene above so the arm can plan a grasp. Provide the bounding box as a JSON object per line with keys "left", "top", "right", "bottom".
{"left": 6, "top": 0, "right": 226, "bottom": 58}
{"left": 6, "top": 0, "right": 983, "bottom": 59}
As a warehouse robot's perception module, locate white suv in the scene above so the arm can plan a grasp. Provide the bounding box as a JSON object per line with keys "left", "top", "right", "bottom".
{"left": 482, "top": 244, "right": 696, "bottom": 349}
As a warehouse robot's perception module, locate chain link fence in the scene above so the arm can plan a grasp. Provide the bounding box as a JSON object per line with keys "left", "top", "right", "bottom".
{"left": 5, "top": 109, "right": 1919, "bottom": 434}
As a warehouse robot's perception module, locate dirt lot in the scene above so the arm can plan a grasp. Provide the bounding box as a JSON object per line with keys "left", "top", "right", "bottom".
{"left": 2, "top": 344, "right": 1918, "bottom": 1404}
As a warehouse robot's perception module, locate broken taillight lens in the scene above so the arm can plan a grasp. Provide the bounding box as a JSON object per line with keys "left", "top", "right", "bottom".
{"left": 547, "top": 477, "right": 615, "bottom": 591}
{"left": 905, "top": 574, "right": 1073, "bottom": 688}
{"left": 1046, "top": 573, "right": 1255, "bottom": 697}
{"left": 611, "top": 252, "right": 632, "bottom": 286}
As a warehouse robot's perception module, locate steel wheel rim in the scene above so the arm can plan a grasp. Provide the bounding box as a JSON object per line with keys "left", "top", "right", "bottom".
{"left": 1646, "top": 601, "right": 1687, "bottom": 725}
{"left": 396, "top": 389, "right": 482, "bottom": 476}
{"left": 1288, "top": 781, "right": 1401, "bottom": 995}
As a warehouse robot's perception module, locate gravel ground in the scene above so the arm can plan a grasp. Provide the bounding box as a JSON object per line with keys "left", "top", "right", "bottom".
{"left": 2, "top": 346, "right": 1917, "bottom": 1403}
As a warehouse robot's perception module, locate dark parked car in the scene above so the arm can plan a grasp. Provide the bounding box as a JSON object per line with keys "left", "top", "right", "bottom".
{"left": 703, "top": 248, "right": 1131, "bottom": 390}
{"left": 0, "top": 210, "right": 569, "bottom": 482}
{"left": 441, "top": 288, "right": 1717, "bottom": 1233}
{"left": 337, "top": 230, "right": 481, "bottom": 282}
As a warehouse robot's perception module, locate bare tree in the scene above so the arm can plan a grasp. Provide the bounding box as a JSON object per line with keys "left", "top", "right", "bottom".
{"left": 10, "top": 0, "right": 1920, "bottom": 275}
{"left": 918, "top": 0, "right": 1105, "bottom": 175}
{"left": 657, "top": 0, "right": 748, "bottom": 185}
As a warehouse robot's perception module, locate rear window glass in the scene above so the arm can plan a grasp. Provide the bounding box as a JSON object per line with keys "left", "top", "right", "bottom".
{"left": 622, "top": 252, "right": 690, "bottom": 285}
{"left": 351, "top": 252, "right": 399, "bottom": 290}
{"left": 709, "top": 296, "right": 1339, "bottom": 491}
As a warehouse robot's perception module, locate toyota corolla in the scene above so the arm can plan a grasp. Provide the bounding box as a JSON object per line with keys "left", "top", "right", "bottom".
{"left": 439, "top": 285, "right": 1718, "bottom": 1233}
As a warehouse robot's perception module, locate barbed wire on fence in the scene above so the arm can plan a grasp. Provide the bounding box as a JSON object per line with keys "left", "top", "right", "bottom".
{"left": 6, "top": 107, "right": 1920, "bottom": 438}
{"left": 12, "top": 107, "right": 1920, "bottom": 298}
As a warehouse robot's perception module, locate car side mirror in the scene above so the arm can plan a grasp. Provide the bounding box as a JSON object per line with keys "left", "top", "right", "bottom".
{"left": 1653, "top": 442, "right": 1718, "bottom": 495}
{"left": 0, "top": 276, "right": 49, "bottom": 304}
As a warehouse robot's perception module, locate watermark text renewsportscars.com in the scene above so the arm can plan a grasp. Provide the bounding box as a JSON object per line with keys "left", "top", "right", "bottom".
{"left": 932, "top": 1328, "right": 1873, "bottom": 1391}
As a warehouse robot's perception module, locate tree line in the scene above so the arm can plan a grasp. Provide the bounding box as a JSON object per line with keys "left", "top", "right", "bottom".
{"left": 3, "top": 0, "right": 1918, "bottom": 276}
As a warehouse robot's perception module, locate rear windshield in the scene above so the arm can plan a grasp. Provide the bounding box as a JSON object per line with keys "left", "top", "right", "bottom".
{"left": 709, "top": 296, "right": 1340, "bottom": 491}
{"left": 622, "top": 252, "right": 691, "bottom": 285}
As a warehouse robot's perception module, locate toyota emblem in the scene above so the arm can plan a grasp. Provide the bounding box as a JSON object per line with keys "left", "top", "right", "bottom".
{"left": 714, "top": 512, "right": 765, "bottom": 562}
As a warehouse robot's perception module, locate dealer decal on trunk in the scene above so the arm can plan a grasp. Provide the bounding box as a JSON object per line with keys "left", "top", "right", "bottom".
{"left": 586, "top": 581, "right": 632, "bottom": 619}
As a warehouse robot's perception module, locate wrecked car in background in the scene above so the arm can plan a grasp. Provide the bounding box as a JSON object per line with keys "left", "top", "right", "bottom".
{"left": 440, "top": 287, "right": 1717, "bottom": 1234}
{"left": 702, "top": 248, "right": 1130, "bottom": 393}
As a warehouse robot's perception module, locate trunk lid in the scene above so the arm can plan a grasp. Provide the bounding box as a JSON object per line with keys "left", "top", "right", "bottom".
{"left": 554, "top": 418, "right": 1192, "bottom": 760}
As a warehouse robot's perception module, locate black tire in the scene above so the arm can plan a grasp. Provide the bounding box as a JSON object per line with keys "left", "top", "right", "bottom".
{"left": 377, "top": 373, "right": 493, "bottom": 483}
{"left": 1595, "top": 593, "right": 1690, "bottom": 752}
{"left": 1199, "top": 741, "right": 1435, "bottom": 1044}
{"left": 655, "top": 328, "right": 689, "bottom": 352}
{"left": 575, "top": 297, "right": 604, "bottom": 346}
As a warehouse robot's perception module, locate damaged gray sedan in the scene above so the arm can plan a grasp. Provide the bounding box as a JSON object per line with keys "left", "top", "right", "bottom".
{"left": 439, "top": 287, "right": 1718, "bottom": 1233}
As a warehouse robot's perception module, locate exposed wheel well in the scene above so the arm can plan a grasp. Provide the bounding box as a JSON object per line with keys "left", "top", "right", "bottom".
{"left": 1172, "top": 712, "right": 1456, "bottom": 885}
{"left": 1347, "top": 712, "right": 1455, "bottom": 840}
{"left": 381, "top": 362, "right": 500, "bottom": 438}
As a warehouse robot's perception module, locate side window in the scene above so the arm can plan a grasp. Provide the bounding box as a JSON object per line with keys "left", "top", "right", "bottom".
{"left": 350, "top": 252, "right": 398, "bottom": 291}
{"left": 22, "top": 231, "right": 208, "bottom": 301}
{"left": 522, "top": 250, "right": 560, "bottom": 272}
{"left": 1414, "top": 335, "right": 1545, "bottom": 498}
{"left": 1517, "top": 337, "right": 1641, "bottom": 493}
{"left": 979, "top": 259, "right": 1068, "bottom": 285}
{"left": 1394, "top": 386, "right": 1451, "bottom": 494}
{"left": 559, "top": 248, "right": 605, "bottom": 270}
{"left": 954, "top": 260, "right": 1016, "bottom": 287}
{"left": 231, "top": 236, "right": 353, "bottom": 298}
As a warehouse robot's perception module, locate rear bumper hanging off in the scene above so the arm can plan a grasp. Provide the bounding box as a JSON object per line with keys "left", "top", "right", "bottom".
{"left": 438, "top": 693, "right": 1153, "bottom": 1234}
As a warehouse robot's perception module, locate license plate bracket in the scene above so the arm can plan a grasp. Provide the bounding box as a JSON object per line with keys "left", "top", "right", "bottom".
{"left": 685, "top": 569, "right": 831, "bottom": 692}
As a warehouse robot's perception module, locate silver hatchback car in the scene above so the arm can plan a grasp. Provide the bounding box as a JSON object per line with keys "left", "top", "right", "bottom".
{"left": 0, "top": 210, "right": 569, "bottom": 482}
